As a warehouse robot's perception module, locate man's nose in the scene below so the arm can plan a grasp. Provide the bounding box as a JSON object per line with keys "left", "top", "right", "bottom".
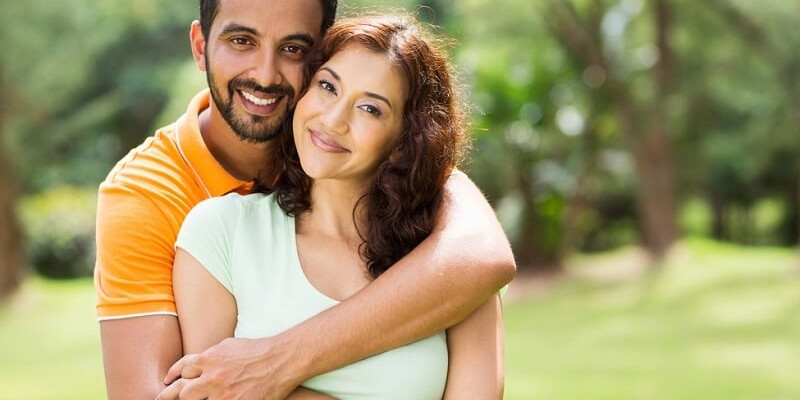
{"left": 250, "top": 50, "right": 283, "bottom": 88}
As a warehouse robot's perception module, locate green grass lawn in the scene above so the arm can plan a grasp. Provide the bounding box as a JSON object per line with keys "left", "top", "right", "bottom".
{"left": 0, "top": 278, "right": 106, "bottom": 399}
{"left": 505, "top": 238, "right": 800, "bottom": 400}
{"left": 1, "top": 238, "right": 799, "bottom": 399}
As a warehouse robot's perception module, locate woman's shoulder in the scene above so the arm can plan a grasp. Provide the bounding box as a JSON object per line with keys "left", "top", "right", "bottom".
{"left": 183, "top": 192, "right": 286, "bottom": 240}
{"left": 202, "top": 192, "right": 289, "bottom": 224}
{"left": 193, "top": 192, "right": 277, "bottom": 212}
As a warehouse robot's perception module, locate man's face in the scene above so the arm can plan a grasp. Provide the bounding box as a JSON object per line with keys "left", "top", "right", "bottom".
{"left": 204, "top": 0, "right": 323, "bottom": 143}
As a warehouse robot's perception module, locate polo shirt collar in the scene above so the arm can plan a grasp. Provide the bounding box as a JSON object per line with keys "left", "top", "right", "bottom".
{"left": 176, "top": 89, "right": 252, "bottom": 197}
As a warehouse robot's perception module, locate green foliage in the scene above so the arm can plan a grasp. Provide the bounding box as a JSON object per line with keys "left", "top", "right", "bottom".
{"left": 2, "top": 0, "right": 800, "bottom": 273}
{"left": 18, "top": 187, "right": 97, "bottom": 279}
{"left": 0, "top": 1, "right": 197, "bottom": 192}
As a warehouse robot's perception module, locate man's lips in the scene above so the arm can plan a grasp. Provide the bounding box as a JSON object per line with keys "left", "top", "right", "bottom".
{"left": 237, "top": 90, "right": 282, "bottom": 115}
{"left": 241, "top": 90, "right": 278, "bottom": 106}
{"left": 309, "top": 129, "right": 349, "bottom": 153}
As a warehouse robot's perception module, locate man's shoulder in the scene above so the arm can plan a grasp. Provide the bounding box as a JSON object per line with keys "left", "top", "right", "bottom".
{"left": 104, "top": 124, "right": 178, "bottom": 181}
{"left": 99, "top": 123, "right": 195, "bottom": 200}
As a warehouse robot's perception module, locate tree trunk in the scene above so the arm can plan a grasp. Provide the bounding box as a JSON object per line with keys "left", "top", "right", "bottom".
{"left": 709, "top": 194, "right": 727, "bottom": 240}
{"left": 0, "top": 67, "right": 26, "bottom": 299}
{"left": 516, "top": 202, "right": 563, "bottom": 272}
{"left": 0, "top": 149, "right": 24, "bottom": 299}
{"left": 619, "top": 0, "right": 679, "bottom": 259}
{"left": 515, "top": 164, "right": 563, "bottom": 273}
{"left": 630, "top": 125, "right": 678, "bottom": 259}
{"left": 545, "top": 0, "right": 680, "bottom": 261}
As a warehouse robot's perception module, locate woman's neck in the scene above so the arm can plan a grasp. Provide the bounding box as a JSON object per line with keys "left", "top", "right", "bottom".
{"left": 296, "top": 179, "right": 368, "bottom": 243}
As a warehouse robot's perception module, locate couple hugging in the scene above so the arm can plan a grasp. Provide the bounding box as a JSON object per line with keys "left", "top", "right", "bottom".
{"left": 95, "top": 1, "right": 515, "bottom": 399}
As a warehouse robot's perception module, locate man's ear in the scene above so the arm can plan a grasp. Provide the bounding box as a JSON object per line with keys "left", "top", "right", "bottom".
{"left": 190, "top": 20, "right": 208, "bottom": 72}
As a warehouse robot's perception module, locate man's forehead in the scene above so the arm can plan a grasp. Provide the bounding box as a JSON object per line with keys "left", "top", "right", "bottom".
{"left": 213, "top": 0, "right": 323, "bottom": 38}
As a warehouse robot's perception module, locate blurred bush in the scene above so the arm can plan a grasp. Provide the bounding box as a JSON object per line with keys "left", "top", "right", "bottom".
{"left": 19, "top": 186, "right": 96, "bottom": 279}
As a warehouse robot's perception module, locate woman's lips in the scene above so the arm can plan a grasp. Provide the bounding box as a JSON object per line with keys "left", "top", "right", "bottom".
{"left": 309, "top": 129, "right": 349, "bottom": 153}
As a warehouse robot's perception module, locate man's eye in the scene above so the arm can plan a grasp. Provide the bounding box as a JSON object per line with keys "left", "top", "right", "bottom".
{"left": 231, "top": 37, "right": 251, "bottom": 46}
{"left": 283, "top": 45, "right": 305, "bottom": 54}
{"left": 319, "top": 80, "right": 336, "bottom": 94}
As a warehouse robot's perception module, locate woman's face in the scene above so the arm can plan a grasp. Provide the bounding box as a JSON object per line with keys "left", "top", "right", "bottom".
{"left": 292, "top": 43, "right": 407, "bottom": 186}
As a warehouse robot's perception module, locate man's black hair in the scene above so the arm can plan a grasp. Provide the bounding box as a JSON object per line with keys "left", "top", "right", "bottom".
{"left": 199, "top": 0, "right": 338, "bottom": 39}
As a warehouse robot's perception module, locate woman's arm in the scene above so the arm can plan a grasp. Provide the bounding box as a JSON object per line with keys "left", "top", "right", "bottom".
{"left": 443, "top": 294, "right": 505, "bottom": 400}
{"left": 173, "top": 248, "right": 237, "bottom": 353}
{"left": 172, "top": 249, "right": 338, "bottom": 400}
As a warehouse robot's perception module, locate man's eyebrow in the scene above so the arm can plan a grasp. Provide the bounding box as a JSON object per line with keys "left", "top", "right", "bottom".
{"left": 218, "top": 26, "right": 314, "bottom": 48}
{"left": 320, "top": 67, "right": 393, "bottom": 109}
{"left": 219, "top": 23, "right": 259, "bottom": 37}
{"left": 285, "top": 33, "right": 315, "bottom": 47}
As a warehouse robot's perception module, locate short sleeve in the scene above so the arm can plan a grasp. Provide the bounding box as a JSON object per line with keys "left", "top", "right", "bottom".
{"left": 175, "top": 195, "right": 240, "bottom": 293}
{"left": 94, "top": 184, "right": 179, "bottom": 319}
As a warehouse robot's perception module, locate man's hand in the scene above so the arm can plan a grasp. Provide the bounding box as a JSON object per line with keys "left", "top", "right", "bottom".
{"left": 156, "top": 337, "right": 301, "bottom": 400}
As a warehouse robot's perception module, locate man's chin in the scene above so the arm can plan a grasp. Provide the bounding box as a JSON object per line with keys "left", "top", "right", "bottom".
{"left": 231, "top": 123, "right": 283, "bottom": 143}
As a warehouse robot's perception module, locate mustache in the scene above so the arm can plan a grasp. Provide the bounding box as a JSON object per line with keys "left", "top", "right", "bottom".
{"left": 230, "top": 78, "right": 294, "bottom": 98}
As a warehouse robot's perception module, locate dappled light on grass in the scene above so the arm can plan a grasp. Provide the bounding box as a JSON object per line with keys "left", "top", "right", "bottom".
{"left": 0, "top": 279, "right": 105, "bottom": 400}
{"left": 504, "top": 238, "right": 800, "bottom": 400}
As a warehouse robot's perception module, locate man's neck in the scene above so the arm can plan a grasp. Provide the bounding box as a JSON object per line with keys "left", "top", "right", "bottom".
{"left": 198, "top": 106, "right": 278, "bottom": 183}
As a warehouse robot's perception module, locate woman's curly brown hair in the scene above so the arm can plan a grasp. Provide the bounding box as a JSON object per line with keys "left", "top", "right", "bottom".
{"left": 259, "top": 13, "right": 471, "bottom": 279}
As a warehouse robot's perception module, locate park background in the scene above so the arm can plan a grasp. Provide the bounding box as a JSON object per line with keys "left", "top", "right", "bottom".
{"left": 1, "top": 0, "right": 800, "bottom": 398}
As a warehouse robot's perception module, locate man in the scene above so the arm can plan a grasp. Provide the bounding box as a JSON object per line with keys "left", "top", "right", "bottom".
{"left": 94, "top": 1, "right": 515, "bottom": 399}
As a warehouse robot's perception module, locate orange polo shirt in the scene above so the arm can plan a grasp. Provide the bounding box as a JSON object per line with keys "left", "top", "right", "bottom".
{"left": 94, "top": 90, "right": 252, "bottom": 320}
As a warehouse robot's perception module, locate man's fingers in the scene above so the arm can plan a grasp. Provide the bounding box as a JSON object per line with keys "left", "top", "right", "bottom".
{"left": 164, "top": 354, "right": 202, "bottom": 384}
{"left": 157, "top": 377, "right": 211, "bottom": 400}
{"left": 155, "top": 377, "right": 186, "bottom": 400}
{"left": 164, "top": 355, "right": 188, "bottom": 384}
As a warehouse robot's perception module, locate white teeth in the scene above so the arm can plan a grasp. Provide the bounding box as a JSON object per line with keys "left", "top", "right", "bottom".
{"left": 241, "top": 91, "right": 278, "bottom": 106}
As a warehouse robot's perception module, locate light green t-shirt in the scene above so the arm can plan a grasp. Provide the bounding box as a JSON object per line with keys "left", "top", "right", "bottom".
{"left": 176, "top": 193, "right": 448, "bottom": 400}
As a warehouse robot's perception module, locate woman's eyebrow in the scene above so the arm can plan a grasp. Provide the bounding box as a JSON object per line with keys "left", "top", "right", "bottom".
{"left": 320, "top": 67, "right": 341, "bottom": 81}
{"left": 319, "top": 67, "right": 393, "bottom": 109}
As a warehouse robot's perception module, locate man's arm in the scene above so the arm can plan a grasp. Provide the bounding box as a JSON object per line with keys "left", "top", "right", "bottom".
{"left": 162, "top": 173, "right": 515, "bottom": 399}
{"left": 100, "top": 317, "right": 182, "bottom": 400}
{"left": 95, "top": 185, "right": 184, "bottom": 400}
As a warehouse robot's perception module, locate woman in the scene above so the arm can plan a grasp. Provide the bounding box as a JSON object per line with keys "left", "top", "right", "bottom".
{"left": 173, "top": 14, "right": 504, "bottom": 400}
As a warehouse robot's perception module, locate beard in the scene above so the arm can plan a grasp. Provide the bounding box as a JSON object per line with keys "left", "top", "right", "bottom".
{"left": 206, "top": 66, "right": 296, "bottom": 143}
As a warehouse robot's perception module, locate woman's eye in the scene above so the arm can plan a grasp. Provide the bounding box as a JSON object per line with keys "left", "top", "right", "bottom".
{"left": 319, "top": 80, "right": 336, "bottom": 94}
{"left": 359, "top": 105, "right": 382, "bottom": 116}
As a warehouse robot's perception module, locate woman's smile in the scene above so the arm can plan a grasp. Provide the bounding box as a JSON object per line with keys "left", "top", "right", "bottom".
{"left": 309, "top": 128, "right": 349, "bottom": 153}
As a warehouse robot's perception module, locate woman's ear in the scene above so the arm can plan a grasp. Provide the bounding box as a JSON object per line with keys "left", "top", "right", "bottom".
{"left": 189, "top": 20, "right": 208, "bottom": 72}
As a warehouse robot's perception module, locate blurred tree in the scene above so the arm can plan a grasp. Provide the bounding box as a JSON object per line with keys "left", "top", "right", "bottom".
{"left": 698, "top": 0, "right": 800, "bottom": 245}
{"left": 0, "top": 63, "right": 26, "bottom": 298}
{"left": 542, "top": 0, "right": 679, "bottom": 261}
{"left": 4, "top": 0, "right": 800, "bottom": 283}
{"left": 452, "top": 0, "right": 570, "bottom": 271}
{"left": 0, "top": 1, "right": 196, "bottom": 193}
{"left": 0, "top": 1, "right": 194, "bottom": 281}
